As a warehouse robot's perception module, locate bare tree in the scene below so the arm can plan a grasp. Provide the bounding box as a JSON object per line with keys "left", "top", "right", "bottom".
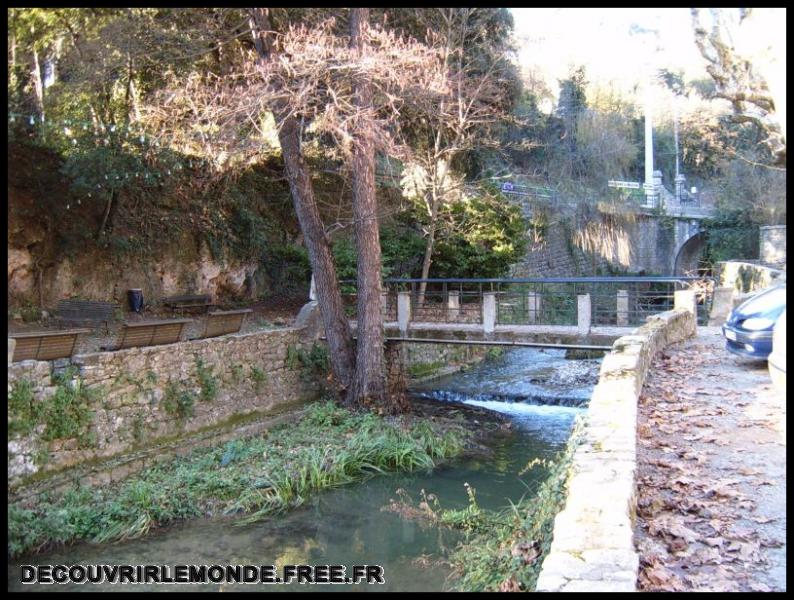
{"left": 247, "top": 8, "right": 356, "bottom": 394}
{"left": 141, "top": 10, "right": 449, "bottom": 409}
{"left": 691, "top": 8, "right": 786, "bottom": 167}
{"left": 392, "top": 9, "right": 514, "bottom": 304}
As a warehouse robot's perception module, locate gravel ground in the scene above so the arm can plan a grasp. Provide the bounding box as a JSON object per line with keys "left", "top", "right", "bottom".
{"left": 635, "top": 326, "right": 786, "bottom": 592}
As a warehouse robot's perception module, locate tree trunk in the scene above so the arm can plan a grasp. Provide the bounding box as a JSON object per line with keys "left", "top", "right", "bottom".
{"left": 31, "top": 47, "right": 45, "bottom": 122}
{"left": 97, "top": 191, "right": 116, "bottom": 240}
{"left": 248, "top": 8, "right": 356, "bottom": 393}
{"left": 347, "top": 7, "right": 389, "bottom": 410}
{"left": 418, "top": 218, "right": 436, "bottom": 306}
{"left": 417, "top": 190, "right": 439, "bottom": 306}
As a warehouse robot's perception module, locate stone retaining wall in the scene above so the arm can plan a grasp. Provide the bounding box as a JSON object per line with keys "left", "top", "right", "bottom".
{"left": 8, "top": 327, "right": 320, "bottom": 490}
{"left": 535, "top": 307, "right": 696, "bottom": 592}
{"left": 715, "top": 260, "right": 786, "bottom": 294}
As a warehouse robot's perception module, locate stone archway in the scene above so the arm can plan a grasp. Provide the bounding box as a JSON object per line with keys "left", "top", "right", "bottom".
{"left": 673, "top": 231, "right": 707, "bottom": 275}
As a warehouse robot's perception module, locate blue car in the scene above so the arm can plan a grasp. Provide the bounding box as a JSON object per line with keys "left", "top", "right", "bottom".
{"left": 722, "top": 285, "right": 786, "bottom": 359}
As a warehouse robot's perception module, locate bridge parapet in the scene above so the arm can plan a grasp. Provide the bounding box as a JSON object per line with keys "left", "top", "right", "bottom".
{"left": 344, "top": 277, "right": 714, "bottom": 331}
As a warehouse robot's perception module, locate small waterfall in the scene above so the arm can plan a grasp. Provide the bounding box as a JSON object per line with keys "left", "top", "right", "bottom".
{"left": 414, "top": 388, "right": 589, "bottom": 408}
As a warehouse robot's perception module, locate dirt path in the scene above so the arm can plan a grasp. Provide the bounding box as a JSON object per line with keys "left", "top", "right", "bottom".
{"left": 635, "top": 327, "right": 786, "bottom": 592}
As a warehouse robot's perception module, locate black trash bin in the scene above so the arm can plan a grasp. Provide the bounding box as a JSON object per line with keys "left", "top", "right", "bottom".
{"left": 127, "top": 288, "right": 144, "bottom": 313}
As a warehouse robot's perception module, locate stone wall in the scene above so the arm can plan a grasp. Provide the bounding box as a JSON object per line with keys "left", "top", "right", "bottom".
{"left": 714, "top": 260, "right": 786, "bottom": 294}
{"left": 535, "top": 306, "right": 696, "bottom": 592}
{"left": 403, "top": 342, "right": 493, "bottom": 378}
{"left": 513, "top": 213, "right": 700, "bottom": 277}
{"left": 759, "top": 225, "right": 786, "bottom": 267}
{"left": 8, "top": 327, "right": 320, "bottom": 491}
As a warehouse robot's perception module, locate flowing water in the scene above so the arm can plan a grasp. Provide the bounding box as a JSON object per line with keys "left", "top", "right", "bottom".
{"left": 8, "top": 348, "right": 600, "bottom": 592}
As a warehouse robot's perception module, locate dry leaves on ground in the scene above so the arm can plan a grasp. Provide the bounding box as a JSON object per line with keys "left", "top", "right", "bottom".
{"left": 634, "top": 339, "right": 785, "bottom": 592}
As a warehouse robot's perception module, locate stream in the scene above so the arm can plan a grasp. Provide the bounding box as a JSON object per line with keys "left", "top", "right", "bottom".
{"left": 8, "top": 348, "right": 601, "bottom": 592}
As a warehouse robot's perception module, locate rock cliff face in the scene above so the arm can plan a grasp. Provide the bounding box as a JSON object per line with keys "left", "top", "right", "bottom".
{"left": 7, "top": 186, "right": 264, "bottom": 309}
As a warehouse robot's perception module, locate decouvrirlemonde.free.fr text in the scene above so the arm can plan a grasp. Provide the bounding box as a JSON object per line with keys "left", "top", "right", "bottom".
{"left": 20, "top": 564, "right": 385, "bottom": 585}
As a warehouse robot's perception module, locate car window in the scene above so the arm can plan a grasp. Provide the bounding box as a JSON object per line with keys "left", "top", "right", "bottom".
{"left": 742, "top": 286, "right": 786, "bottom": 314}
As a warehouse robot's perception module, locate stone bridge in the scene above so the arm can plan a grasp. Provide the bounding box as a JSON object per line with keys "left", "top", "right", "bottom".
{"left": 507, "top": 177, "right": 713, "bottom": 277}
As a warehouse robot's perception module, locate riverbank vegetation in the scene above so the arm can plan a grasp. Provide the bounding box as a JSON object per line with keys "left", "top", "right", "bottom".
{"left": 385, "top": 418, "right": 583, "bottom": 591}
{"left": 8, "top": 402, "right": 472, "bottom": 558}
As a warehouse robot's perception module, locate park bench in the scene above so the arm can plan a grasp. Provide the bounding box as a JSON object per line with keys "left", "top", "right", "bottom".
{"left": 162, "top": 294, "right": 213, "bottom": 313}
{"left": 198, "top": 309, "right": 252, "bottom": 339}
{"left": 56, "top": 300, "right": 119, "bottom": 329}
{"left": 10, "top": 329, "right": 90, "bottom": 362}
{"left": 101, "top": 319, "right": 192, "bottom": 351}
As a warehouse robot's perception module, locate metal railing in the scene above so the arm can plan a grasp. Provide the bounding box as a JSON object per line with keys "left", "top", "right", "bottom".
{"left": 341, "top": 277, "right": 714, "bottom": 327}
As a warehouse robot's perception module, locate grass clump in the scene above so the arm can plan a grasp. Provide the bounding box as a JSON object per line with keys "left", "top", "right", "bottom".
{"left": 442, "top": 419, "right": 584, "bottom": 591}
{"left": 195, "top": 357, "right": 218, "bottom": 402}
{"left": 249, "top": 366, "right": 268, "bottom": 391}
{"left": 161, "top": 381, "right": 195, "bottom": 420}
{"left": 8, "top": 401, "right": 469, "bottom": 558}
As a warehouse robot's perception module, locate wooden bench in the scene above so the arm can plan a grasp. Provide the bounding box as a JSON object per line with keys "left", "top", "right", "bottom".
{"left": 199, "top": 309, "right": 252, "bottom": 339}
{"left": 10, "top": 329, "right": 90, "bottom": 362}
{"left": 162, "top": 294, "right": 213, "bottom": 313}
{"left": 102, "top": 319, "right": 192, "bottom": 351}
{"left": 56, "top": 300, "right": 119, "bottom": 329}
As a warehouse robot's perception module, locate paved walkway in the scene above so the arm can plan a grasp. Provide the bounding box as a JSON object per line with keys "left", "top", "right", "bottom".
{"left": 635, "top": 327, "right": 786, "bottom": 592}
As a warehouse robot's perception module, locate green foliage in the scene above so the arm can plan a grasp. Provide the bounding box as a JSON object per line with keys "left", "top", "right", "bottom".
{"left": 40, "top": 369, "right": 97, "bottom": 447}
{"left": 286, "top": 343, "right": 330, "bottom": 382}
{"left": 19, "top": 302, "right": 43, "bottom": 323}
{"left": 407, "top": 361, "right": 445, "bottom": 379}
{"left": 132, "top": 414, "right": 146, "bottom": 445}
{"left": 249, "top": 366, "right": 268, "bottom": 392}
{"left": 194, "top": 357, "right": 218, "bottom": 403}
{"left": 430, "top": 184, "right": 528, "bottom": 279}
{"left": 8, "top": 379, "right": 38, "bottom": 438}
{"left": 229, "top": 363, "right": 244, "bottom": 384}
{"left": 701, "top": 208, "right": 760, "bottom": 266}
{"left": 9, "top": 370, "right": 97, "bottom": 446}
{"left": 8, "top": 402, "right": 469, "bottom": 557}
{"left": 162, "top": 380, "right": 195, "bottom": 420}
{"left": 485, "top": 347, "right": 505, "bottom": 361}
{"left": 442, "top": 419, "right": 584, "bottom": 591}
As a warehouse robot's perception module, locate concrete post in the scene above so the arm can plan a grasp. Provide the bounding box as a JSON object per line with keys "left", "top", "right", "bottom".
{"left": 309, "top": 273, "right": 317, "bottom": 301}
{"left": 381, "top": 292, "right": 389, "bottom": 320}
{"left": 707, "top": 286, "right": 734, "bottom": 326}
{"left": 527, "top": 292, "right": 541, "bottom": 324}
{"left": 8, "top": 338, "right": 16, "bottom": 364}
{"left": 674, "top": 174, "right": 686, "bottom": 203}
{"left": 674, "top": 289, "right": 697, "bottom": 318}
{"left": 616, "top": 290, "right": 629, "bottom": 327}
{"left": 577, "top": 294, "right": 591, "bottom": 334}
{"left": 482, "top": 292, "right": 496, "bottom": 334}
{"left": 448, "top": 291, "right": 460, "bottom": 320}
{"left": 397, "top": 291, "right": 411, "bottom": 334}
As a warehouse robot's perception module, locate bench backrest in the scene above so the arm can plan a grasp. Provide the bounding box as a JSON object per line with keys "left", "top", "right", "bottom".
{"left": 117, "top": 319, "right": 191, "bottom": 350}
{"left": 57, "top": 300, "right": 118, "bottom": 325}
{"left": 203, "top": 309, "right": 252, "bottom": 339}
{"left": 162, "top": 294, "right": 212, "bottom": 306}
{"left": 10, "top": 329, "right": 90, "bottom": 361}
